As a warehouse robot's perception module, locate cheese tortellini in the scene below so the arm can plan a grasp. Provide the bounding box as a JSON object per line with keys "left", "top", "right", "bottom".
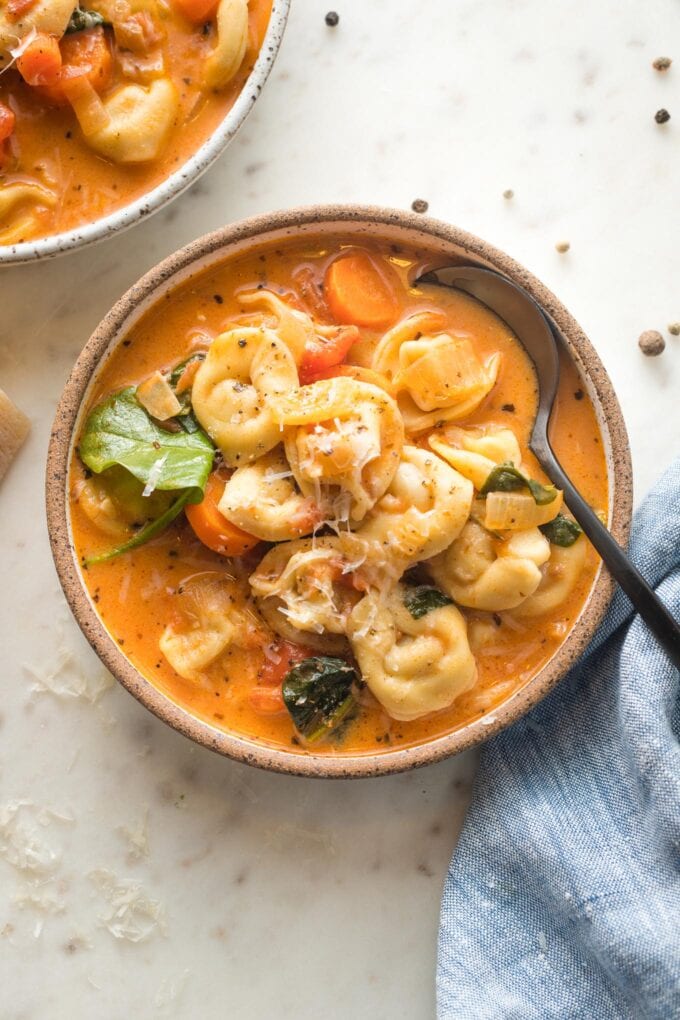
{"left": 428, "top": 520, "right": 551, "bottom": 612}
{"left": 160, "top": 573, "right": 257, "bottom": 680}
{"left": 219, "top": 446, "right": 321, "bottom": 542}
{"left": 429, "top": 424, "right": 523, "bottom": 490}
{"left": 81, "top": 79, "right": 179, "bottom": 164}
{"left": 0, "top": 0, "right": 74, "bottom": 62}
{"left": 347, "top": 585, "right": 477, "bottom": 721}
{"left": 357, "top": 445, "right": 473, "bottom": 568}
{"left": 203, "top": 0, "right": 248, "bottom": 90}
{"left": 192, "top": 326, "right": 299, "bottom": 466}
{"left": 273, "top": 377, "right": 404, "bottom": 522}
{"left": 249, "top": 535, "right": 366, "bottom": 640}
{"left": 373, "top": 312, "right": 501, "bottom": 433}
{"left": 511, "top": 538, "right": 587, "bottom": 618}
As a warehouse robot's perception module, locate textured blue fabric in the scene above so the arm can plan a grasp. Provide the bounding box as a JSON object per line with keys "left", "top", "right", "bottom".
{"left": 437, "top": 460, "right": 680, "bottom": 1020}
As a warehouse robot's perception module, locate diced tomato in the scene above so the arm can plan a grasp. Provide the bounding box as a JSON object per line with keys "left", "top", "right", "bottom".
{"left": 298, "top": 325, "right": 360, "bottom": 384}
{"left": 6, "top": 0, "right": 39, "bottom": 22}
{"left": 249, "top": 640, "right": 313, "bottom": 716}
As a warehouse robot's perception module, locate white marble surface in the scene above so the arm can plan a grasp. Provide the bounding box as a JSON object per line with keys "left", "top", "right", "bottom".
{"left": 1, "top": 1, "right": 679, "bottom": 1017}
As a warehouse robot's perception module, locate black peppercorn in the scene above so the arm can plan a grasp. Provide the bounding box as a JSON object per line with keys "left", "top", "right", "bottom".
{"left": 655, "top": 108, "right": 671, "bottom": 124}
{"left": 325, "top": 11, "right": 339, "bottom": 26}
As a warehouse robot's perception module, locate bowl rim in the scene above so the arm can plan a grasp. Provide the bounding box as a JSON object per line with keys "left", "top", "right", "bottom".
{"left": 0, "top": 0, "right": 291, "bottom": 265}
{"left": 45, "top": 203, "right": 633, "bottom": 778}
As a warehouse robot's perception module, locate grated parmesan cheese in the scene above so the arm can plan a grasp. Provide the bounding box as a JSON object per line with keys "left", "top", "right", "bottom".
{"left": 23, "top": 648, "right": 114, "bottom": 704}
{"left": 142, "top": 454, "right": 168, "bottom": 497}
{"left": 117, "top": 809, "right": 150, "bottom": 862}
{"left": 89, "top": 869, "right": 166, "bottom": 943}
{"left": 0, "top": 801, "right": 61, "bottom": 875}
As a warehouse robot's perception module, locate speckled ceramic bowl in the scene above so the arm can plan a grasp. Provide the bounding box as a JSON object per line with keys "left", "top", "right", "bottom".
{"left": 46, "top": 205, "right": 632, "bottom": 778}
{"left": 1, "top": 0, "right": 289, "bottom": 265}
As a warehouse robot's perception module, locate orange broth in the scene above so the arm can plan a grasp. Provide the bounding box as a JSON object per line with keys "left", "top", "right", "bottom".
{"left": 69, "top": 237, "right": 608, "bottom": 755}
{"left": 0, "top": 0, "right": 272, "bottom": 243}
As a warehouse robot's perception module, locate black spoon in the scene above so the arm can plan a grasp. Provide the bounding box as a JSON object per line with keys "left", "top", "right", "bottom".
{"left": 417, "top": 265, "right": 680, "bottom": 670}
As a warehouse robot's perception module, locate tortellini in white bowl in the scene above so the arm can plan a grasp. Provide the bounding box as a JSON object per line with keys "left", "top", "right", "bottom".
{"left": 347, "top": 585, "right": 477, "bottom": 721}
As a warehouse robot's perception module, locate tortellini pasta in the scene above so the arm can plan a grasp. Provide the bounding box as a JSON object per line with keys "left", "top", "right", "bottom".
{"left": 357, "top": 445, "right": 473, "bottom": 569}
{"left": 347, "top": 585, "right": 477, "bottom": 721}
{"left": 0, "top": 0, "right": 74, "bottom": 61}
{"left": 219, "top": 446, "right": 322, "bottom": 542}
{"left": 0, "top": 184, "right": 57, "bottom": 245}
{"left": 249, "top": 535, "right": 367, "bottom": 639}
{"left": 159, "top": 573, "right": 257, "bottom": 680}
{"left": 372, "top": 312, "right": 501, "bottom": 433}
{"left": 511, "top": 538, "right": 587, "bottom": 618}
{"left": 79, "top": 79, "right": 179, "bottom": 163}
{"left": 429, "top": 424, "right": 522, "bottom": 490}
{"left": 192, "top": 326, "right": 299, "bottom": 466}
{"left": 238, "top": 290, "right": 315, "bottom": 364}
{"left": 203, "top": 0, "right": 248, "bottom": 90}
{"left": 428, "top": 520, "right": 551, "bottom": 612}
{"left": 273, "top": 377, "right": 404, "bottom": 523}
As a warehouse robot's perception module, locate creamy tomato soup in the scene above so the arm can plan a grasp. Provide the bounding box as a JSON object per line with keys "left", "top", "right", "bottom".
{"left": 0, "top": 0, "right": 271, "bottom": 243}
{"left": 69, "top": 237, "right": 608, "bottom": 755}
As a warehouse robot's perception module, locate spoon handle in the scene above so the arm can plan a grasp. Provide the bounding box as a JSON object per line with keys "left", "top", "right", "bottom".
{"left": 532, "top": 444, "right": 680, "bottom": 670}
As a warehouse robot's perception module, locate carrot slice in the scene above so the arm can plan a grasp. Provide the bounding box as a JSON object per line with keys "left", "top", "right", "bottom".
{"left": 324, "top": 252, "right": 399, "bottom": 329}
{"left": 172, "top": 0, "right": 219, "bottom": 24}
{"left": 16, "top": 33, "right": 62, "bottom": 87}
{"left": 185, "top": 472, "right": 260, "bottom": 557}
{"left": 35, "top": 27, "right": 113, "bottom": 107}
{"left": 298, "top": 325, "right": 360, "bottom": 384}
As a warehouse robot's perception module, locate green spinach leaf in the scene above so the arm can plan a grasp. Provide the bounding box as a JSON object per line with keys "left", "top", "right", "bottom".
{"left": 79, "top": 387, "right": 214, "bottom": 499}
{"left": 282, "top": 656, "right": 357, "bottom": 742}
{"left": 479, "top": 462, "right": 557, "bottom": 506}
{"left": 539, "top": 513, "right": 583, "bottom": 547}
{"left": 65, "top": 7, "right": 107, "bottom": 33}
{"left": 403, "top": 585, "right": 454, "bottom": 619}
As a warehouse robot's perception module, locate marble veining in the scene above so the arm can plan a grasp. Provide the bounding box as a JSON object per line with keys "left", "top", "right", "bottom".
{"left": 0, "top": 1, "right": 678, "bottom": 1016}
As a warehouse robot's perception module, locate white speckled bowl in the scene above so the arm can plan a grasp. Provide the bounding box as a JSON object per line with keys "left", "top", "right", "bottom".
{"left": 0, "top": 0, "right": 290, "bottom": 265}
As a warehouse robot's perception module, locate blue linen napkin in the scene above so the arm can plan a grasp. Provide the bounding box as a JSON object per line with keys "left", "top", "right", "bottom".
{"left": 437, "top": 459, "right": 680, "bottom": 1020}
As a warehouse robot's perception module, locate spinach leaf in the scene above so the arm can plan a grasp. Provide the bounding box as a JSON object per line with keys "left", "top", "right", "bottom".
{"left": 85, "top": 491, "right": 191, "bottom": 566}
{"left": 65, "top": 6, "right": 107, "bottom": 33}
{"left": 539, "top": 513, "right": 583, "bottom": 547}
{"left": 403, "top": 585, "right": 454, "bottom": 619}
{"left": 479, "top": 462, "right": 557, "bottom": 506}
{"left": 282, "top": 656, "right": 357, "bottom": 742}
{"left": 79, "top": 387, "right": 214, "bottom": 499}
